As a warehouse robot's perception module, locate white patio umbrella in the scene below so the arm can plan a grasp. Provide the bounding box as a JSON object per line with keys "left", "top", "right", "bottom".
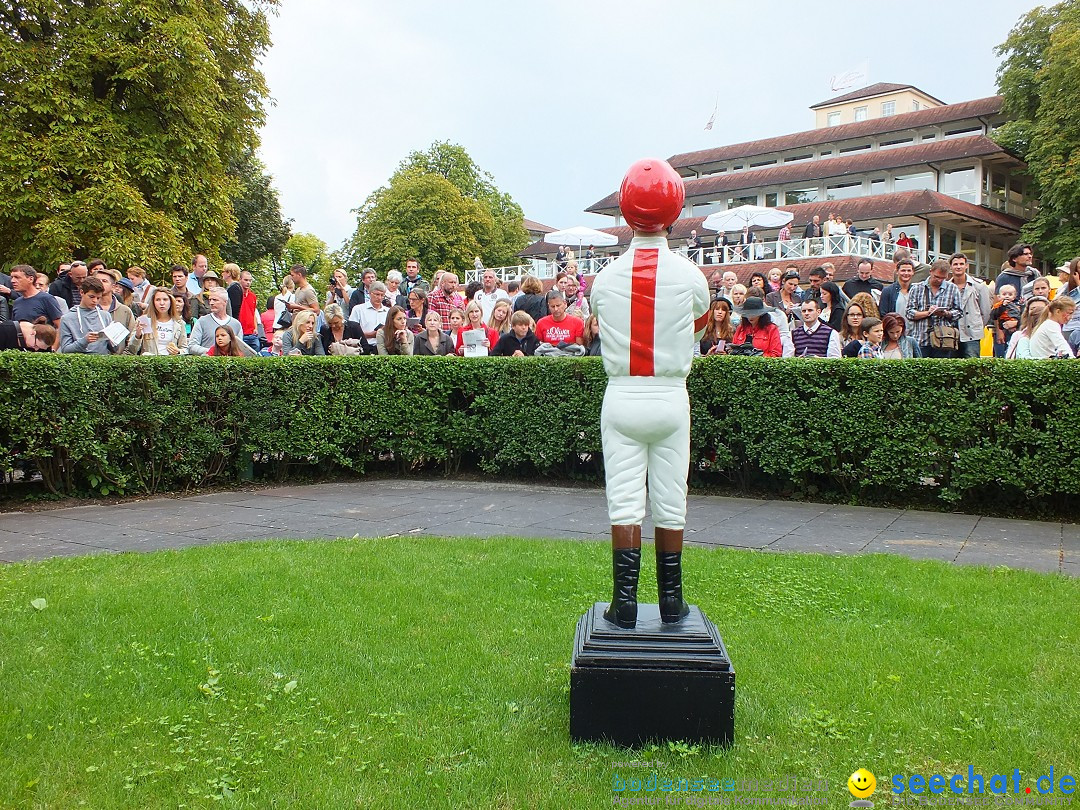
{"left": 703, "top": 205, "right": 793, "bottom": 233}
{"left": 545, "top": 226, "right": 619, "bottom": 256}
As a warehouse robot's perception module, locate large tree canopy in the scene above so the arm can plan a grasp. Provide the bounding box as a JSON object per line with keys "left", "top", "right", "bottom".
{"left": 995, "top": 0, "right": 1080, "bottom": 262}
{"left": 220, "top": 149, "right": 292, "bottom": 273}
{"left": 0, "top": 0, "right": 278, "bottom": 273}
{"left": 340, "top": 142, "right": 529, "bottom": 276}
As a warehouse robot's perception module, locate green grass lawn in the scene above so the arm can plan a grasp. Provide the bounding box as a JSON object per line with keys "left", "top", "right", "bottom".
{"left": 1, "top": 537, "right": 1078, "bottom": 809}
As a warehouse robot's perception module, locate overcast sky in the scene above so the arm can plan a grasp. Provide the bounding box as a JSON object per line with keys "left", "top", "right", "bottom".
{"left": 259, "top": 0, "right": 1043, "bottom": 253}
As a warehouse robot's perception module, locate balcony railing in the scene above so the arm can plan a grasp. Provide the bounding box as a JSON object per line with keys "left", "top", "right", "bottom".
{"left": 473, "top": 235, "right": 942, "bottom": 284}
{"left": 678, "top": 234, "right": 940, "bottom": 267}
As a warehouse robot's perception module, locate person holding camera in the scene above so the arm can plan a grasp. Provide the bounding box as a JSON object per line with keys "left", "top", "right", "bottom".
{"left": 325, "top": 268, "right": 354, "bottom": 310}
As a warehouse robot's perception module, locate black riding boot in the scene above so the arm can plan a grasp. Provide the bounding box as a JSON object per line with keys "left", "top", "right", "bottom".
{"left": 603, "top": 525, "right": 641, "bottom": 629}
{"left": 655, "top": 528, "right": 690, "bottom": 624}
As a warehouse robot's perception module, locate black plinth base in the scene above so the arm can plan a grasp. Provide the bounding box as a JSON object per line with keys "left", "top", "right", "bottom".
{"left": 570, "top": 603, "right": 734, "bottom": 747}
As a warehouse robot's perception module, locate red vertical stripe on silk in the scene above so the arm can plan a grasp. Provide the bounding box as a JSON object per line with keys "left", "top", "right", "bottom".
{"left": 629, "top": 249, "right": 658, "bottom": 376}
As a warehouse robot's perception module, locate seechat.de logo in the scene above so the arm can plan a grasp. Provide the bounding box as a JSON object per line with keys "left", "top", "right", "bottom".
{"left": 848, "top": 768, "right": 876, "bottom": 807}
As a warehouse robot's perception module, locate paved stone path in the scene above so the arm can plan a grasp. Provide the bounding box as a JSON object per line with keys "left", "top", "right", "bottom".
{"left": 0, "top": 480, "right": 1076, "bottom": 575}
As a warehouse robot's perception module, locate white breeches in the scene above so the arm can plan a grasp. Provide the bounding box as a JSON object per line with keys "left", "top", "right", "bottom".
{"left": 600, "top": 377, "right": 690, "bottom": 529}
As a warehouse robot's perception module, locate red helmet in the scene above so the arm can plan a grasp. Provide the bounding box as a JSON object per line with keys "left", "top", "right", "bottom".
{"left": 619, "top": 159, "right": 685, "bottom": 233}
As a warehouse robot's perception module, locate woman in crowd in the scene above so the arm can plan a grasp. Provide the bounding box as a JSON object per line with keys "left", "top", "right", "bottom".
{"left": 134, "top": 288, "right": 187, "bottom": 355}
{"left": 282, "top": 310, "right": 325, "bottom": 356}
{"left": 849, "top": 291, "right": 880, "bottom": 319}
{"left": 384, "top": 270, "right": 408, "bottom": 308}
{"left": 820, "top": 281, "right": 845, "bottom": 332}
{"left": 207, "top": 325, "right": 245, "bottom": 357}
{"left": 405, "top": 287, "right": 429, "bottom": 333}
{"left": 487, "top": 299, "right": 512, "bottom": 335}
{"left": 896, "top": 231, "right": 913, "bottom": 249}
{"left": 456, "top": 301, "right": 499, "bottom": 356}
{"left": 446, "top": 308, "right": 465, "bottom": 347}
{"left": 272, "top": 276, "right": 296, "bottom": 331}
{"left": 463, "top": 281, "right": 482, "bottom": 305}
{"left": 325, "top": 268, "right": 355, "bottom": 310}
{"left": 1027, "top": 276, "right": 1052, "bottom": 301}
{"left": 732, "top": 298, "right": 782, "bottom": 357}
{"left": 1005, "top": 296, "right": 1050, "bottom": 359}
{"left": 414, "top": 310, "right": 456, "bottom": 356}
{"left": 856, "top": 317, "right": 885, "bottom": 359}
{"left": 377, "top": 306, "right": 414, "bottom": 355}
{"left": 1028, "top": 296, "right": 1076, "bottom": 359}
{"left": 840, "top": 300, "right": 866, "bottom": 357}
{"left": 748, "top": 271, "right": 769, "bottom": 295}
{"left": 700, "top": 298, "right": 734, "bottom": 356}
{"left": 1058, "top": 258, "right": 1080, "bottom": 303}
{"left": 561, "top": 270, "right": 590, "bottom": 320}
{"left": 319, "top": 303, "right": 364, "bottom": 354}
{"left": 880, "top": 313, "right": 922, "bottom": 359}
{"left": 583, "top": 314, "right": 602, "bottom": 356}
{"left": 513, "top": 275, "right": 548, "bottom": 322}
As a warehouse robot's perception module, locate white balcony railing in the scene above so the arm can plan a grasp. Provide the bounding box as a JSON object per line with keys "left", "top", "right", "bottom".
{"left": 466, "top": 255, "right": 615, "bottom": 284}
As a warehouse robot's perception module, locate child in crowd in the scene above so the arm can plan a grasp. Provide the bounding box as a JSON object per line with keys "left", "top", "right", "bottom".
{"left": 857, "top": 317, "right": 885, "bottom": 359}
{"left": 446, "top": 308, "right": 465, "bottom": 346}
{"left": 207, "top": 325, "right": 245, "bottom": 357}
{"left": 492, "top": 311, "right": 540, "bottom": 357}
{"left": 990, "top": 287, "right": 1021, "bottom": 357}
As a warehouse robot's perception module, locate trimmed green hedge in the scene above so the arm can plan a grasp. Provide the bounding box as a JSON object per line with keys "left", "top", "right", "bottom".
{"left": 1, "top": 354, "right": 1078, "bottom": 512}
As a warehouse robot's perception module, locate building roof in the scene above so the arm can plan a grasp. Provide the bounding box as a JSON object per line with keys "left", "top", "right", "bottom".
{"left": 663, "top": 96, "right": 1003, "bottom": 172}
{"left": 521, "top": 190, "right": 1024, "bottom": 258}
{"left": 587, "top": 135, "right": 1014, "bottom": 214}
{"left": 809, "top": 82, "right": 946, "bottom": 109}
{"left": 523, "top": 218, "right": 556, "bottom": 234}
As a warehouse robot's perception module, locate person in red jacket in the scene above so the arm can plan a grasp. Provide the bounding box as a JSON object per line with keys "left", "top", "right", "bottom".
{"left": 732, "top": 298, "right": 783, "bottom": 357}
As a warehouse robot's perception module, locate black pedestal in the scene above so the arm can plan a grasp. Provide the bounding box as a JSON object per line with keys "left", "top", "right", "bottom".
{"left": 570, "top": 603, "right": 734, "bottom": 747}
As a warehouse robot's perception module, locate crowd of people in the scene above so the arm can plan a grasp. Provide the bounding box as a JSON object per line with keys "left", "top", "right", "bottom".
{"left": 702, "top": 244, "right": 1080, "bottom": 360}
{"left": 1, "top": 241, "right": 1075, "bottom": 362}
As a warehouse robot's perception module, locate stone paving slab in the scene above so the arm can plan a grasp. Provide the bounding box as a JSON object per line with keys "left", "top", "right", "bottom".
{"left": 0, "top": 480, "right": 1075, "bottom": 576}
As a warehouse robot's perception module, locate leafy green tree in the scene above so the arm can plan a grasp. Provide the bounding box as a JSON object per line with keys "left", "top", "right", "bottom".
{"left": 995, "top": 1, "right": 1080, "bottom": 261}
{"left": 340, "top": 142, "right": 528, "bottom": 276}
{"left": 221, "top": 149, "right": 292, "bottom": 272}
{"left": 0, "top": 0, "right": 278, "bottom": 274}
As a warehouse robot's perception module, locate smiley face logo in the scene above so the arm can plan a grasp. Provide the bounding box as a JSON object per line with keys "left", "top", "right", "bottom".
{"left": 848, "top": 768, "right": 876, "bottom": 799}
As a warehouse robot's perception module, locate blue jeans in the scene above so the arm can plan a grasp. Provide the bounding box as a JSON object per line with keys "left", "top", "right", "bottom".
{"left": 243, "top": 334, "right": 261, "bottom": 353}
{"left": 958, "top": 340, "right": 981, "bottom": 359}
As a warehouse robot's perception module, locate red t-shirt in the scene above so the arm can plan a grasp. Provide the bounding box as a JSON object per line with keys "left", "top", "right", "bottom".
{"left": 535, "top": 314, "right": 584, "bottom": 346}
{"left": 455, "top": 324, "right": 499, "bottom": 354}
{"left": 238, "top": 289, "right": 258, "bottom": 335}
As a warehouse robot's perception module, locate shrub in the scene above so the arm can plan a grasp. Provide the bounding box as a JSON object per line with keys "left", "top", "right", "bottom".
{"left": 1, "top": 354, "right": 1077, "bottom": 513}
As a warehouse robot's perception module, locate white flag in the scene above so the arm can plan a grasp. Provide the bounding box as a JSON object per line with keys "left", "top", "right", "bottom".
{"left": 829, "top": 60, "right": 869, "bottom": 92}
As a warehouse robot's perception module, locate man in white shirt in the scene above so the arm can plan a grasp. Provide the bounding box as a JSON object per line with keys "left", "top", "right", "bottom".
{"left": 350, "top": 281, "right": 389, "bottom": 352}
{"left": 475, "top": 269, "right": 509, "bottom": 322}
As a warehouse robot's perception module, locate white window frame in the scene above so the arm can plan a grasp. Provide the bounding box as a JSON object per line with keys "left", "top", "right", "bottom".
{"left": 881, "top": 101, "right": 896, "bottom": 117}
{"left": 854, "top": 106, "right": 868, "bottom": 122}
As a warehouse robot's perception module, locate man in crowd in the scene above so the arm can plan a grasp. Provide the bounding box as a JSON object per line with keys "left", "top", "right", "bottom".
{"left": 348, "top": 268, "right": 378, "bottom": 312}
{"left": 907, "top": 259, "right": 962, "bottom": 358}
{"left": 10, "top": 265, "right": 62, "bottom": 329}
{"left": 428, "top": 272, "right": 464, "bottom": 330}
{"left": 286, "top": 264, "right": 320, "bottom": 317}
{"left": 237, "top": 270, "right": 262, "bottom": 353}
{"left": 401, "top": 258, "right": 428, "bottom": 296}
{"left": 94, "top": 267, "right": 137, "bottom": 349}
{"left": 949, "top": 253, "right": 991, "bottom": 358}
{"left": 804, "top": 266, "right": 827, "bottom": 303}
{"left": 50, "top": 260, "right": 87, "bottom": 309}
{"left": 843, "top": 259, "right": 885, "bottom": 302}
{"left": 880, "top": 256, "right": 917, "bottom": 334}
{"left": 59, "top": 277, "right": 115, "bottom": 354}
{"left": 168, "top": 265, "right": 192, "bottom": 322}
{"left": 995, "top": 244, "right": 1037, "bottom": 299}
{"left": 350, "top": 281, "right": 389, "bottom": 353}
{"left": 0, "top": 267, "right": 10, "bottom": 322}
{"left": 189, "top": 290, "right": 249, "bottom": 355}
{"left": 190, "top": 270, "right": 222, "bottom": 320}
{"left": 188, "top": 253, "right": 208, "bottom": 296}
{"left": 476, "top": 269, "right": 509, "bottom": 321}
{"left": 506, "top": 278, "right": 522, "bottom": 306}
{"left": 718, "top": 270, "right": 739, "bottom": 302}
{"left": 791, "top": 297, "right": 842, "bottom": 358}
{"left": 534, "top": 289, "right": 585, "bottom": 356}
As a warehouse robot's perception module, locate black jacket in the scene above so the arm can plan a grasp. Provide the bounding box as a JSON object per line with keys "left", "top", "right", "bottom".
{"left": 512, "top": 293, "right": 548, "bottom": 323}
{"left": 319, "top": 321, "right": 365, "bottom": 353}
{"left": 492, "top": 330, "right": 540, "bottom": 357}
{"left": 49, "top": 274, "right": 78, "bottom": 309}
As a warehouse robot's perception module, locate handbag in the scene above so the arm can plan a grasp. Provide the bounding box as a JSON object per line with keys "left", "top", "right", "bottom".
{"left": 276, "top": 309, "right": 293, "bottom": 329}
{"left": 929, "top": 323, "right": 960, "bottom": 351}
